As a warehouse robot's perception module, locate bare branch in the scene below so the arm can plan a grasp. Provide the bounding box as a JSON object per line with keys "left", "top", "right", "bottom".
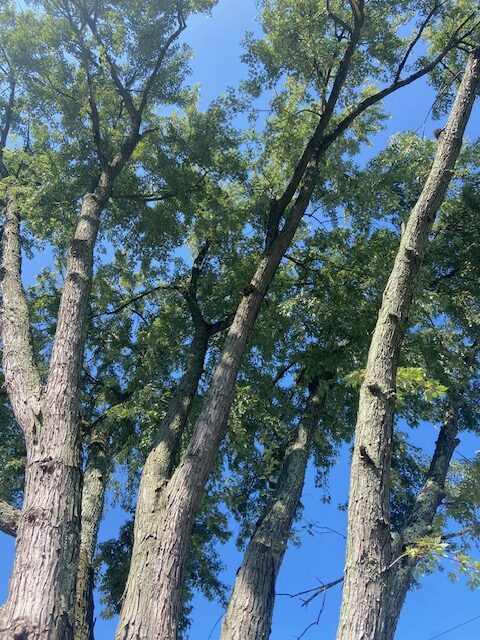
{"left": 394, "top": 1, "right": 442, "bottom": 84}
{"left": 325, "top": 13, "right": 480, "bottom": 151}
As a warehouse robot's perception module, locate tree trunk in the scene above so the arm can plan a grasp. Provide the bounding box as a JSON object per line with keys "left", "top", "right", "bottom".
{"left": 116, "top": 324, "right": 214, "bottom": 638}
{"left": 220, "top": 382, "right": 328, "bottom": 640}
{"left": 116, "top": 159, "right": 325, "bottom": 640}
{"left": 0, "top": 184, "right": 108, "bottom": 639}
{"left": 336, "top": 50, "right": 480, "bottom": 640}
{"left": 74, "top": 428, "right": 110, "bottom": 640}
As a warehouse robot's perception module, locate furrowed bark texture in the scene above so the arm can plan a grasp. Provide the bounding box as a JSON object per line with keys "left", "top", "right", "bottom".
{"left": 336, "top": 50, "right": 480, "bottom": 640}
{"left": 116, "top": 325, "right": 213, "bottom": 637}
{"left": 0, "top": 500, "right": 19, "bottom": 537}
{"left": 0, "top": 181, "right": 110, "bottom": 640}
{"left": 116, "top": 8, "right": 369, "bottom": 634}
{"left": 383, "top": 409, "right": 459, "bottom": 640}
{"left": 115, "top": 155, "right": 321, "bottom": 640}
{"left": 75, "top": 428, "right": 110, "bottom": 640}
{"left": 220, "top": 384, "right": 327, "bottom": 640}
{"left": 117, "top": 158, "right": 326, "bottom": 640}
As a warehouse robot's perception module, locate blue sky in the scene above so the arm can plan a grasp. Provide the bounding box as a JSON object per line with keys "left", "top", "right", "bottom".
{"left": 2, "top": 1, "right": 480, "bottom": 639}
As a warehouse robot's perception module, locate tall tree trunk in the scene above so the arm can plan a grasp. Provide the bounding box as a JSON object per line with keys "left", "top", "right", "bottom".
{"left": 116, "top": 156, "right": 324, "bottom": 640}
{"left": 75, "top": 427, "right": 110, "bottom": 640}
{"left": 220, "top": 381, "right": 328, "bottom": 640}
{"left": 336, "top": 51, "right": 480, "bottom": 640}
{"left": 117, "top": 6, "right": 472, "bottom": 635}
{"left": 0, "top": 182, "right": 109, "bottom": 639}
{"left": 116, "top": 315, "right": 220, "bottom": 636}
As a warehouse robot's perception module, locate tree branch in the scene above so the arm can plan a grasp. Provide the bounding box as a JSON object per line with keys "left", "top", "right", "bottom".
{"left": 61, "top": 0, "right": 108, "bottom": 166}
{"left": 0, "top": 196, "right": 42, "bottom": 442}
{"left": 0, "top": 73, "right": 15, "bottom": 177}
{"left": 325, "top": 13, "right": 480, "bottom": 152}
{"left": 274, "top": 0, "right": 365, "bottom": 219}
{"left": 137, "top": 2, "right": 186, "bottom": 120}
{"left": 393, "top": 1, "right": 441, "bottom": 84}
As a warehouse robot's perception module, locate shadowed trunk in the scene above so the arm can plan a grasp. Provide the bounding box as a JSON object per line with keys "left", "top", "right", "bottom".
{"left": 117, "top": 317, "right": 218, "bottom": 636}
{"left": 336, "top": 50, "right": 480, "bottom": 640}
{"left": 220, "top": 381, "right": 328, "bottom": 640}
{"left": 75, "top": 428, "right": 110, "bottom": 640}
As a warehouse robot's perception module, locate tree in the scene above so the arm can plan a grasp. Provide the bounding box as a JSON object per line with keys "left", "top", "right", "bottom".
{"left": 336, "top": 49, "right": 480, "bottom": 640}
{"left": 0, "top": 0, "right": 212, "bottom": 636}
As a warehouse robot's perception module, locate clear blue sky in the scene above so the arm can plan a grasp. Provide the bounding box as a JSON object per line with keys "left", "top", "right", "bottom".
{"left": 2, "top": 2, "right": 480, "bottom": 639}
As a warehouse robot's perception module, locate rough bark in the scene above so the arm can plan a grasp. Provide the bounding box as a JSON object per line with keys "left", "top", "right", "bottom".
{"left": 0, "top": 183, "right": 108, "bottom": 640}
{"left": 0, "top": 9, "right": 184, "bottom": 636}
{"left": 116, "top": 324, "right": 213, "bottom": 635}
{"left": 116, "top": 6, "right": 478, "bottom": 637}
{"left": 0, "top": 500, "right": 19, "bottom": 537}
{"left": 383, "top": 408, "right": 459, "bottom": 640}
{"left": 74, "top": 427, "right": 110, "bottom": 640}
{"left": 116, "top": 153, "right": 324, "bottom": 640}
{"left": 336, "top": 50, "right": 480, "bottom": 640}
{"left": 220, "top": 382, "right": 328, "bottom": 640}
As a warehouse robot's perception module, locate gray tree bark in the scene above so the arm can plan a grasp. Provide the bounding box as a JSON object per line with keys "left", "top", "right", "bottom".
{"left": 116, "top": 291, "right": 230, "bottom": 638}
{"left": 220, "top": 380, "right": 328, "bottom": 640}
{"left": 0, "top": 10, "right": 185, "bottom": 637}
{"left": 74, "top": 427, "right": 110, "bottom": 640}
{"left": 336, "top": 50, "right": 480, "bottom": 640}
{"left": 0, "top": 183, "right": 109, "bottom": 640}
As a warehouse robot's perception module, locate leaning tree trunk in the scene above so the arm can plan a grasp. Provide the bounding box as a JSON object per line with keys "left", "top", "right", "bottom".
{"left": 336, "top": 50, "right": 480, "bottom": 640}
{"left": 0, "top": 183, "right": 109, "bottom": 639}
{"left": 75, "top": 427, "right": 110, "bottom": 640}
{"left": 220, "top": 381, "right": 328, "bottom": 640}
{"left": 116, "top": 155, "right": 323, "bottom": 640}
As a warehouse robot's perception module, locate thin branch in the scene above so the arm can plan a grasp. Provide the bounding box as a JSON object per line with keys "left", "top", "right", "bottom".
{"left": 137, "top": 2, "right": 186, "bottom": 119}
{"left": 61, "top": 0, "right": 108, "bottom": 166}
{"left": 84, "top": 16, "right": 138, "bottom": 123}
{"left": 301, "top": 577, "right": 344, "bottom": 607}
{"left": 326, "top": 0, "right": 352, "bottom": 34}
{"left": 275, "top": 0, "right": 365, "bottom": 217}
{"left": 91, "top": 283, "right": 179, "bottom": 318}
{"left": 394, "top": 1, "right": 442, "bottom": 84}
{"left": 273, "top": 360, "right": 298, "bottom": 385}
{"left": 324, "top": 12, "right": 480, "bottom": 152}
